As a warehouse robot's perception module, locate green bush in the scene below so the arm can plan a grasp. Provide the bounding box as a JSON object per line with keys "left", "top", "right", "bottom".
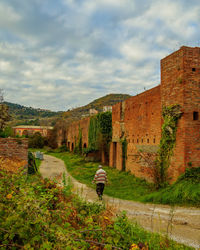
{"left": 0, "top": 169, "right": 192, "bottom": 249}
{"left": 28, "top": 152, "right": 38, "bottom": 174}
{"left": 28, "top": 132, "right": 45, "bottom": 148}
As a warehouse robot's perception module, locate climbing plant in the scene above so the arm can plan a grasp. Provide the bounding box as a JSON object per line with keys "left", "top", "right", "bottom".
{"left": 88, "top": 112, "right": 112, "bottom": 156}
{"left": 121, "top": 137, "right": 127, "bottom": 171}
{"left": 74, "top": 125, "right": 82, "bottom": 154}
{"left": 155, "top": 104, "right": 182, "bottom": 187}
{"left": 88, "top": 115, "right": 100, "bottom": 151}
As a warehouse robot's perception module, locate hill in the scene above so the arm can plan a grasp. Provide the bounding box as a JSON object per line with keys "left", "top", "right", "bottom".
{"left": 4, "top": 102, "right": 63, "bottom": 126}
{"left": 63, "top": 93, "right": 131, "bottom": 120}
{"left": 4, "top": 94, "right": 131, "bottom": 126}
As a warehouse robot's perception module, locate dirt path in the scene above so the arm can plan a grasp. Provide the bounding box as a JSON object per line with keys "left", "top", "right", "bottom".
{"left": 40, "top": 155, "right": 200, "bottom": 249}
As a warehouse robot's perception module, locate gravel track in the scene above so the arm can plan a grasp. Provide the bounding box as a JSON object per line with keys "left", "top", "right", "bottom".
{"left": 40, "top": 154, "right": 200, "bottom": 249}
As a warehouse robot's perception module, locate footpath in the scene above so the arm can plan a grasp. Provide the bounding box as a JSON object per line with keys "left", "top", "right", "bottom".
{"left": 40, "top": 154, "right": 200, "bottom": 249}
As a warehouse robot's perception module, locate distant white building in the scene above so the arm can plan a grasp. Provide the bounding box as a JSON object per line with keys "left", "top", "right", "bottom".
{"left": 89, "top": 109, "right": 98, "bottom": 115}
{"left": 103, "top": 106, "right": 112, "bottom": 112}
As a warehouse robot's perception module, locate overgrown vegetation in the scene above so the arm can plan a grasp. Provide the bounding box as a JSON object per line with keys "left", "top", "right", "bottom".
{"left": 47, "top": 151, "right": 200, "bottom": 207}
{"left": 142, "top": 167, "right": 200, "bottom": 206}
{"left": 28, "top": 151, "right": 40, "bottom": 174}
{"left": 0, "top": 90, "right": 11, "bottom": 134}
{"left": 28, "top": 132, "right": 46, "bottom": 149}
{"left": 0, "top": 168, "right": 192, "bottom": 249}
{"left": 155, "top": 105, "right": 182, "bottom": 187}
{"left": 0, "top": 126, "right": 14, "bottom": 138}
{"left": 74, "top": 126, "right": 83, "bottom": 154}
{"left": 88, "top": 112, "right": 112, "bottom": 159}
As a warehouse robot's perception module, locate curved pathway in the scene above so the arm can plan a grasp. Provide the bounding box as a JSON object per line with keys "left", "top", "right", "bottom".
{"left": 40, "top": 155, "right": 200, "bottom": 249}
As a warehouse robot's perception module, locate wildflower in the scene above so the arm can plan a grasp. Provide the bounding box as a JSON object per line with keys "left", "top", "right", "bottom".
{"left": 6, "top": 194, "right": 12, "bottom": 199}
{"left": 130, "top": 243, "right": 139, "bottom": 249}
{"left": 104, "top": 216, "right": 109, "bottom": 220}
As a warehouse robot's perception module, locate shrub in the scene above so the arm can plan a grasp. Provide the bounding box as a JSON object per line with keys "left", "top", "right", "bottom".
{"left": 28, "top": 151, "right": 38, "bottom": 174}
{"left": 28, "top": 132, "right": 45, "bottom": 148}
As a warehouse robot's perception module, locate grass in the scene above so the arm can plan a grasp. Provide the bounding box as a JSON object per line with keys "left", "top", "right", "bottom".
{"left": 46, "top": 151, "right": 200, "bottom": 207}
{"left": 0, "top": 167, "right": 194, "bottom": 249}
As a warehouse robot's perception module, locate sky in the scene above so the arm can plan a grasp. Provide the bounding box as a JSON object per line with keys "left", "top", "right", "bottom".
{"left": 0, "top": 0, "right": 199, "bottom": 111}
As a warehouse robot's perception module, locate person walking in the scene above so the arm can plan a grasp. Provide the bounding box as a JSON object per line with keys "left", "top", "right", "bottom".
{"left": 92, "top": 165, "right": 108, "bottom": 200}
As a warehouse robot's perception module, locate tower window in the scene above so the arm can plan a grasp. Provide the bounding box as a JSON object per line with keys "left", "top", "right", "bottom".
{"left": 147, "top": 139, "right": 149, "bottom": 143}
{"left": 153, "top": 138, "right": 156, "bottom": 143}
{"left": 193, "top": 111, "right": 199, "bottom": 120}
{"left": 192, "top": 68, "right": 196, "bottom": 72}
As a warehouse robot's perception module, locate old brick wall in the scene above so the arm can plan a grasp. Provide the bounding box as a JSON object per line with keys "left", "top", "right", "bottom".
{"left": 110, "top": 86, "right": 161, "bottom": 181}
{"left": 161, "top": 46, "right": 200, "bottom": 182}
{"left": 0, "top": 138, "right": 28, "bottom": 171}
{"left": 66, "top": 117, "right": 90, "bottom": 151}
{"left": 125, "top": 87, "right": 161, "bottom": 181}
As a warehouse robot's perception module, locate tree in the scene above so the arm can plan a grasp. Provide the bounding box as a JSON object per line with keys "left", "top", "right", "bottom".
{"left": 0, "top": 89, "right": 10, "bottom": 131}
{"left": 28, "top": 132, "right": 45, "bottom": 148}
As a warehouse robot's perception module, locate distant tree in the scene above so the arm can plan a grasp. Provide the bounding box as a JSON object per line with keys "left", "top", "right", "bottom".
{"left": 47, "top": 127, "right": 58, "bottom": 149}
{"left": 28, "top": 132, "right": 45, "bottom": 148}
{"left": 0, "top": 89, "right": 11, "bottom": 131}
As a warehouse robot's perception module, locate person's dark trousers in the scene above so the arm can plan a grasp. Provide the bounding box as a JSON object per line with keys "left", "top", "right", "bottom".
{"left": 96, "top": 183, "right": 105, "bottom": 197}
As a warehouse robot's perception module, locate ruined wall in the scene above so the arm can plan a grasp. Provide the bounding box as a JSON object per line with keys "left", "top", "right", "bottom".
{"left": 13, "top": 126, "right": 52, "bottom": 137}
{"left": 161, "top": 46, "right": 200, "bottom": 181}
{"left": 110, "top": 86, "right": 161, "bottom": 181}
{"left": 124, "top": 86, "right": 161, "bottom": 181}
{"left": 67, "top": 117, "right": 90, "bottom": 151}
{"left": 110, "top": 46, "right": 200, "bottom": 183}
{"left": 0, "top": 138, "right": 28, "bottom": 171}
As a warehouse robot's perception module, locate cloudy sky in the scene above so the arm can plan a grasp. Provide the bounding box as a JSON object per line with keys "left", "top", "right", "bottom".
{"left": 0, "top": 0, "right": 199, "bottom": 111}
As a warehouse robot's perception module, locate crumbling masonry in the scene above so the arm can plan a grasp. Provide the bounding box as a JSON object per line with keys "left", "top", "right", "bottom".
{"left": 66, "top": 46, "right": 200, "bottom": 182}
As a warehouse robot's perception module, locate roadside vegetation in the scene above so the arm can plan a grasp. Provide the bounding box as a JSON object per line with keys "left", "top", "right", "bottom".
{"left": 0, "top": 168, "right": 193, "bottom": 249}
{"left": 46, "top": 151, "right": 200, "bottom": 207}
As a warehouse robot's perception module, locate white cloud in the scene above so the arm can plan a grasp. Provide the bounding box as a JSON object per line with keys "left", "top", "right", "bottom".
{"left": 0, "top": 2, "right": 21, "bottom": 24}
{"left": 0, "top": 0, "right": 199, "bottom": 111}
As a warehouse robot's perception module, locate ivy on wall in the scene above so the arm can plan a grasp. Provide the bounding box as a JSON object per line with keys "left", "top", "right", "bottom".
{"left": 155, "top": 104, "right": 182, "bottom": 187}
{"left": 88, "top": 112, "right": 112, "bottom": 155}
{"left": 74, "top": 125, "right": 82, "bottom": 154}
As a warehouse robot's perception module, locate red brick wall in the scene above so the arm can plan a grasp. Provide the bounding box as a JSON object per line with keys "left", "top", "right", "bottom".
{"left": 161, "top": 46, "right": 200, "bottom": 181}
{"left": 110, "top": 86, "right": 161, "bottom": 181}
{"left": 0, "top": 138, "right": 28, "bottom": 163}
{"left": 111, "top": 47, "right": 200, "bottom": 182}
{"left": 67, "top": 117, "right": 90, "bottom": 151}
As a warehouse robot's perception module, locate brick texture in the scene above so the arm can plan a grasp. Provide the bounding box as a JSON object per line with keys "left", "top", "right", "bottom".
{"left": 110, "top": 46, "right": 200, "bottom": 182}
{"left": 161, "top": 46, "right": 200, "bottom": 181}
{"left": 0, "top": 138, "right": 28, "bottom": 171}
{"left": 66, "top": 117, "right": 90, "bottom": 151}
{"left": 64, "top": 46, "right": 200, "bottom": 183}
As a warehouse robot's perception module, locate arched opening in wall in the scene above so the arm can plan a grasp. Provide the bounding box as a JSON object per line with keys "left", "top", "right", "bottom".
{"left": 83, "top": 143, "right": 87, "bottom": 148}
{"left": 68, "top": 142, "right": 70, "bottom": 149}
{"left": 71, "top": 143, "right": 74, "bottom": 151}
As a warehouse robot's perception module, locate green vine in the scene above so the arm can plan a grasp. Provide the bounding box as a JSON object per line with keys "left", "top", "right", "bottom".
{"left": 88, "top": 115, "right": 100, "bottom": 151}
{"left": 121, "top": 137, "right": 127, "bottom": 171}
{"left": 88, "top": 112, "right": 112, "bottom": 156}
{"left": 74, "top": 125, "right": 82, "bottom": 154}
{"left": 155, "top": 104, "right": 182, "bottom": 187}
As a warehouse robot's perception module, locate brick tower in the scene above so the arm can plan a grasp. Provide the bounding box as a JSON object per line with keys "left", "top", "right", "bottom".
{"left": 161, "top": 46, "right": 200, "bottom": 181}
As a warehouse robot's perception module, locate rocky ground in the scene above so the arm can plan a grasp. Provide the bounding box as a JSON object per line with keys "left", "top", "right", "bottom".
{"left": 40, "top": 154, "right": 200, "bottom": 249}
